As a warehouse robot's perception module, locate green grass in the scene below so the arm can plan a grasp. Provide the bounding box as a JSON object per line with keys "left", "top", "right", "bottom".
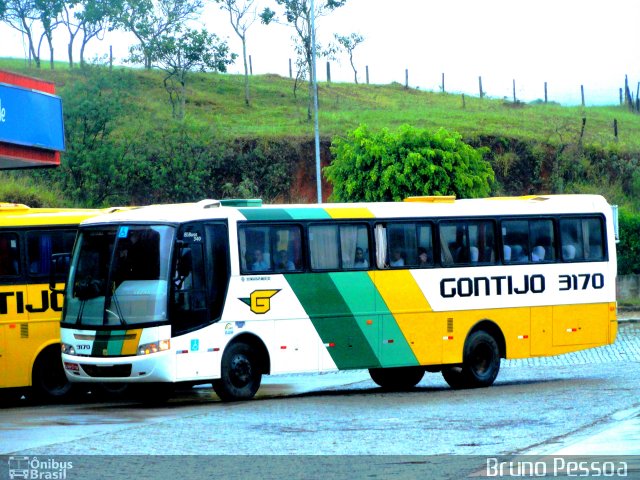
{"left": 3, "top": 58, "right": 640, "bottom": 152}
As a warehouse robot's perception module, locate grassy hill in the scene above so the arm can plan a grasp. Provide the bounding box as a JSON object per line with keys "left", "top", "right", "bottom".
{"left": 3, "top": 58, "right": 639, "bottom": 147}
{"left": 2, "top": 58, "right": 640, "bottom": 208}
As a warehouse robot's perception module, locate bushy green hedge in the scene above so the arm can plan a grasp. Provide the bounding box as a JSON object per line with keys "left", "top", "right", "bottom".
{"left": 618, "top": 208, "right": 640, "bottom": 274}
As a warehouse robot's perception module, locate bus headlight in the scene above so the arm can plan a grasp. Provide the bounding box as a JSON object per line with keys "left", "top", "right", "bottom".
{"left": 61, "top": 343, "right": 76, "bottom": 355}
{"left": 137, "top": 340, "right": 170, "bottom": 356}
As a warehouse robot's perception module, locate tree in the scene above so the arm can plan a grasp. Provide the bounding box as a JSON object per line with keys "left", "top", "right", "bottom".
{"left": 131, "top": 28, "right": 235, "bottom": 119}
{"left": 1, "top": 0, "right": 41, "bottom": 67}
{"left": 214, "top": 0, "right": 260, "bottom": 106}
{"left": 42, "top": 67, "right": 137, "bottom": 205}
{"left": 334, "top": 32, "right": 363, "bottom": 84}
{"left": 116, "top": 0, "right": 203, "bottom": 69}
{"left": 61, "top": 0, "right": 115, "bottom": 67}
{"left": 34, "top": 0, "right": 64, "bottom": 69}
{"left": 325, "top": 124, "right": 495, "bottom": 202}
{"left": 262, "top": 0, "right": 346, "bottom": 120}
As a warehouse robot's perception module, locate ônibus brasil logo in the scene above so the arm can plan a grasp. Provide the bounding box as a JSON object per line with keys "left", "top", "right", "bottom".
{"left": 8, "top": 456, "right": 73, "bottom": 479}
{"left": 239, "top": 289, "right": 280, "bottom": 314}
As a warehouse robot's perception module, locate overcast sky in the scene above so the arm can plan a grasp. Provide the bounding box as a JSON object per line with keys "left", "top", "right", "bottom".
{"left": 1, "top": 0, "right": 638, "bottom": 105}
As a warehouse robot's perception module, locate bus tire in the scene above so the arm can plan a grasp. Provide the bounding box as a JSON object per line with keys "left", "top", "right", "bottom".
{"left": 442, "top": 330, "right": 500, "bottom": 389}
{"left": 32, "top": 345, "right": 74, "bottom": 402}
{"left": 368, "top": 366, "right": 425, "bottom": 391}
{"left": 213, "top": 342, "right": 262, "bottom": 401}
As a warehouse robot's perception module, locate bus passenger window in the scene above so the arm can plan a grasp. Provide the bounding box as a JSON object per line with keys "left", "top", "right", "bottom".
{"left": 584, "top": 218, "right": 604, "bottom": 260}
{"left": 560, "top": 217, "right": 604, "bottom": 262}
{"left": 309, "top": 225, "right": 339, "bottom": 270}
{"left": 27, "top": 230, "right": 76, "bottom": 276}
{"left": 560, "top": 219, "right": 582, "bottom": 261}
{"left": 0, "top": 233, "right": 19, "bottom": 276}
{"left": 273, "top": 226, "right": 302, "bottom": 271}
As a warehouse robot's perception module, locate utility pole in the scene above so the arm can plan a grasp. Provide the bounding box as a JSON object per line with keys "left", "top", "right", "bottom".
{"left": 311, "top": 0, "right": 322, "bottom": 203}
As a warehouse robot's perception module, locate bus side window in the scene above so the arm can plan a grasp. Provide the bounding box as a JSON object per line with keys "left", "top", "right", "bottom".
{"left": 584, "top": 218, "right": 604, "bottom": 260}
{"left": 0, "top": 232, "right": 20, "bottom": 276}
{"left": 502, "top": 220, "right": 528, "bottom": 263}
{"left": 339, "top": 224, "right": 369, "bottom": 270}
{"left": 309, "top": 225, "right": 339, "bottom": 270}
{"left": 560, "top": 217, "right": 604, "bottom": 262}
{"left": 560, "top": 218, "right": 582, "bottom": 261}
{"left": 27, "top": 230, "right": 76, "bottom": 276}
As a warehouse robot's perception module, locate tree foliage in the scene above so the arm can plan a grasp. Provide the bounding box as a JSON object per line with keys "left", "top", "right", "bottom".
{"left": 334, "top": 32, "right": 363, "bottom": 84}
{"left": 262, "top": 0, "right": 346, "bottom": 119}
{"left": 116, "top": 0, "right": 203, "bottom": 68}
{"left": 617, "top": 208, "right": 640, "bottom": 275}
{"left": 1, "top": 0, "right": 41, "bottom": 67}
{"left": 131, "top": 28, "right": 235, "bottom": 119}
{"left": 325, "top": 124, "right": 494, "bottom": 202}
{"left": 214, "top": 0, "right": 259, "bottom": 106}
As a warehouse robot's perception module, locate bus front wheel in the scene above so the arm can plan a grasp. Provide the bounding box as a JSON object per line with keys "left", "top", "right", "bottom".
{"left": 32, "top": 345, "right": 74, "bottom": 402}
{"left": 369, "top": 366, "right": 425, "bottom": 390}
{"left": 213, "top": 342, "right": 262, "bottom": 401}
{"left": 442, "top": 330, "right": 500, "bottom": 389}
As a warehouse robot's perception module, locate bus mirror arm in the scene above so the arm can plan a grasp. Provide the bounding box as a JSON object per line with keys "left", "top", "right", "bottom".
{"left": 49, "top": 252, "right": 71, "bottom": 293}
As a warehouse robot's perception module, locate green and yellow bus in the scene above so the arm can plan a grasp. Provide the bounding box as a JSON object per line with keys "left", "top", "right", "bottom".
{"left": 0, "top": 203, "right": 108, "bottom": 400}
{"left": 59, "top": 195, "right": 617, "bottom": 401}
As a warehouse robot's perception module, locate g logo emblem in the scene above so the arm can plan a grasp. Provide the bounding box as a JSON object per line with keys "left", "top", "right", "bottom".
{"left": 240, "top": 290, "right": 280, "bottom": 314}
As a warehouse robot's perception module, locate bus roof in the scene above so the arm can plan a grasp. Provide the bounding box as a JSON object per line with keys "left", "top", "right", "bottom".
{"left": 0, "top": 204, "right": 128, "bottom": 227}
{"left": 78, "top": 194, "right": 613, "bottom": 226}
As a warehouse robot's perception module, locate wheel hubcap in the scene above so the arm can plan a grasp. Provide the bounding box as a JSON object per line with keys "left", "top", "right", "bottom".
{"left": 229, "top": 354, "right": 252, "bottom": 387}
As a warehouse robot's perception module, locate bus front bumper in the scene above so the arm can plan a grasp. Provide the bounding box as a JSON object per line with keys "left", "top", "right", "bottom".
{"left": 62, "top": 351, "right": 174, "bottom": 383}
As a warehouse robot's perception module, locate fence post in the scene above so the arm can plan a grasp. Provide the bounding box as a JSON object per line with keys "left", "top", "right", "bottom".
{"left": 441, "top": 73, "right": 445, "bottom": 93}
{"left": 366, "top": 66, "right": 369, "bottom": 85}
{"left": 326, "top": 61, "right": 331, "bottom": 83}
{"left": 289, "top": 59, "right": 292, "bottom": 78}
{"left": 405, "top": 69, "right": 409, "bottom": 89}
{"left": 544, "top": 82, "right": 548, "bottom": 104}
{"left": 249, "top": 55, "right": 253, "bottom": 75}
{"left": 478, "top": 76, "right": 484, "bottom": 99}
{"left": 512, "top": 79, "right": 516, "bottom": 103}
{"left": 462, "top": 93, "right": 466, "bottom": 108}
{"left": 581, "top": 85, "right": 585, "bottom": 106}
{"left": 109, "top": 46, "right": 113, "bottom": 70}
{"left": 613, "top": 119, "right": 618, "bottom": 141}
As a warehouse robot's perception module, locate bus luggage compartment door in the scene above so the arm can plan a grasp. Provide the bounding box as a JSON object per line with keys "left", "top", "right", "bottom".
{"left": 552, "top": 303, "right": 608, "bottom": 347}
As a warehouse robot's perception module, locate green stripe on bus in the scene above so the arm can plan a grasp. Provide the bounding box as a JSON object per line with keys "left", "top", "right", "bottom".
{"left": 106, "top": 330, "right": 126, "bottom": 356}
{"left": 92, "top": 331, "right": 110, "bottom": 357}
{"left": 238, "top": 209, "right": 294, "bottom": 221}
{"left": 329, "top": 272, "right": 419, "bottom": 368}
{"left": 239, "top": 208, "right": 331, "bottom": 221}
{"left": 285, "top": 273, "right": 381, "bottom": 370}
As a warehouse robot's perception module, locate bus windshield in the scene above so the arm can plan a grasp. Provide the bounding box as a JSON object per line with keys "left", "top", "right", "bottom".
{"left": 63, "top": 225, "right": 174, "bottom": 327}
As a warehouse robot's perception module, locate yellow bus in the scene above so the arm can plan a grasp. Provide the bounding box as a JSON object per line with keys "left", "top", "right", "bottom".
{"left": 59, "top": 195, "right": 617, "bottom": 401}
{"left": 0, "top": 203, "right": 107, "bottom": 401}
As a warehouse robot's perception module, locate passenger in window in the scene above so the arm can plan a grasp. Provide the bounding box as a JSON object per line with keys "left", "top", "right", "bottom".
{"left": 390, "top": 248, "right": 405, "bottom": 267}
{"left": 417, "top": 247, "right": 430, "bottom": 267}
{"left": 251, "top": 249, "right": 271, "bottom": 271}
{"left": 531, "top": 246, "right": 545, "bottom": 262}
{"left": 354, "top": 247, "right": 369, "bottom": 269}
{"left": 275, "top": 250, "right": 295, "bottom": 271}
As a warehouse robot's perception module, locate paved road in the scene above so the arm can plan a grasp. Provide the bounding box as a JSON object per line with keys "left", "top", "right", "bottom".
{"left": 1, "top": 323, "right": 639, "bottom": 479}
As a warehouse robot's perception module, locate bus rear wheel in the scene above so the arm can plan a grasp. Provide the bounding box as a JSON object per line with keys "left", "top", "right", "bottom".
{"left": 442, "top": 330, "right": 500, "bottom": 389}
{"left": 213, "top": 342, "right": 262, "bottom": 401}
{"left": 369, "top": 366, "right": 425, "bottom": 390}
{"left": 32, "top": 345, "right": 74, "bottom": 402}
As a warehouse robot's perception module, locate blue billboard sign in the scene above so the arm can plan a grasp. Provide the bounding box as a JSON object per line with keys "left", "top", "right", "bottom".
{"left": 0, "top": 83, "right": 65, "bottom": 152}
